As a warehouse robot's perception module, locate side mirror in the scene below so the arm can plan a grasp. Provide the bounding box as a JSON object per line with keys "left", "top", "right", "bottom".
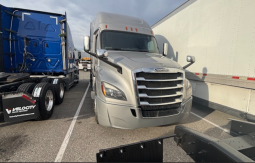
{"left": 163, "top": 43, "right": 168, "bottom": 56}
{"left": 183, "top": 55, "right": 196, "bottom": 69}
{"left": 187, "top": 55, "right": 195, "bottom": 63}
{"left": 96, "top": 49, "right": 108, "bottom": 58}
{"left": 84, "top": 36, "right": 90, "bottom": 51}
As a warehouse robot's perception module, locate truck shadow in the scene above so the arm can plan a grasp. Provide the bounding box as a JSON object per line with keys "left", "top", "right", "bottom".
{"left": 155, "top": 35, "right": 212, "bottom": 125}
{"left": 155, "top": 35, "right": 212, "bottom": 119}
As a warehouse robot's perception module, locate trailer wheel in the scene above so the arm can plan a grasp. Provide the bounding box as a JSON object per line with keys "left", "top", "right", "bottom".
{"left": 40, "top": 78, "right": 53, "bottom": 83}
{"left": 52, "top": 78, "right": 65, "bottom": 105}
{"left": 17, "top": 83, "right": 36, "bottom": 94}
{"left": 32, "top": 82, "right": 55, "bottom": 120}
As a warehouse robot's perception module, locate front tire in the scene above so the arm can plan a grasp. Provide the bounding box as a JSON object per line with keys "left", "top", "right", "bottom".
{"left": 32, "top": 83, "right": 55, "bottom": 120}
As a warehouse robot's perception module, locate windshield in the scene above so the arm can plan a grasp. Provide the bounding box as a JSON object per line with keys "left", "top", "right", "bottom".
{"left": 101, "top": 31, "right": 159, "bottom": 53}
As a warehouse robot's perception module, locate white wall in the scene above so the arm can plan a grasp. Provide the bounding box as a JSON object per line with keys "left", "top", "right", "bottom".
{"left": 153, "top": 0, "right": 255, "bottom": 77}
{"left": 152, "top": 0, "right": 255, "bottom": 118}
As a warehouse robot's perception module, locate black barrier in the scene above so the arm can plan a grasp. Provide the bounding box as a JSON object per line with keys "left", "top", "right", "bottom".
{"left": 229, "top": 118, "right": 255, "bottom": 135}
{"left": 96, "top": 135, "right": 175, "bottom": 162}
{"left": 97, "top": 121, "right": 255, "bottom": 162}
{"left": 174, "top": 125, "right": 255, "bottom": 162}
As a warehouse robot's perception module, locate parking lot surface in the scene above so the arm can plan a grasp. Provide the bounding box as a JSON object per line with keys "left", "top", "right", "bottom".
{"left": 0, "top": 71, "right": 240, "bottom": 162}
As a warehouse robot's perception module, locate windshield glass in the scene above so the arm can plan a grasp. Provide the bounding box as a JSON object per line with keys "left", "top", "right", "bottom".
{"left": 101, "top": 31, "right": 159, "bottom": 53}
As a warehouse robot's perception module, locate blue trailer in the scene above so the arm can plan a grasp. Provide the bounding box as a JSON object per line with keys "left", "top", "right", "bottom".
{"left": 0, "top": 5, "right": 79, "bottom": 122}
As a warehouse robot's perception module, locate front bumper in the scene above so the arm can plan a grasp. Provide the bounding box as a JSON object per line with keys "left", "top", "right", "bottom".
{"left": 96, "top": 96, "right": 193, "bottom": 129}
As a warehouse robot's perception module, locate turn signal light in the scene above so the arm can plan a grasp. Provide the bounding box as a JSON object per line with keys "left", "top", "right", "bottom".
{"left": 102, "top": 83, "right": 106, "bottom": 96}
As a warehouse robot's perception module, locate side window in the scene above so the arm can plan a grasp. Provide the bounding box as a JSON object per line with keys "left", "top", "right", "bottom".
{"left": 148, "top": 41, "right": 154, "bottom": 51}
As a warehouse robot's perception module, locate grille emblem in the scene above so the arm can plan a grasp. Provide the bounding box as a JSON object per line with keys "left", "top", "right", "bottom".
{"left": 155, "top": 68, "right": 169, "bottom": 72}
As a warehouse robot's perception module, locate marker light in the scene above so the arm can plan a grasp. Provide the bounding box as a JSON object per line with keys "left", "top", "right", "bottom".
{"left": 102, "top": 83, "right": 106, "bottom": 96}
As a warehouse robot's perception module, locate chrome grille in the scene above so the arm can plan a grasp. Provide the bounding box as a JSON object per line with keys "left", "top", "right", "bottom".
{"left": 135, "top": 71, "right": 183, "bottom": 117}
{"left": 136, "top": 72, "right": 182, "bottom": 79}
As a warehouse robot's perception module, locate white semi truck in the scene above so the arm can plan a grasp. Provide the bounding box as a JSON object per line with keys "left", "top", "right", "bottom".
{"left": 152, "top": 0, "right": 255, "bottom": 122}
{"left": 83, "top": 12, "right": 196, "bottom": 129}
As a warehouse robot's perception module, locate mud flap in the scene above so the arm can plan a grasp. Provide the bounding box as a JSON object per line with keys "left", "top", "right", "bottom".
{"left": 96, "top": 137, "right": 167, "bottom": 162}
{"left": 2, "top": 92, "right": 39, "bottom": 122}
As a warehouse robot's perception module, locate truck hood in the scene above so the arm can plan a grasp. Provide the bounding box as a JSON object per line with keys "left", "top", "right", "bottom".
{"left": 106, "top": 51, "right": 182, "bottom": 70}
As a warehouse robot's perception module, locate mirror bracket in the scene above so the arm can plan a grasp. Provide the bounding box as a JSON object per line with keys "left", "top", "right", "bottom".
{"left": 96, "top": 49, "right": 108, "bottom": 58}
{"left": 163, "top": 43, "right": 168, "bottom": 56}
{"left": 183, "top": 55, "right": 195, "bottom": 69}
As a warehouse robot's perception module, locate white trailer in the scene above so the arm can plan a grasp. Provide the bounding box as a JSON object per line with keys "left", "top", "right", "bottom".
{"left": 152, "top": 0, "right": 255, "bottom": 121}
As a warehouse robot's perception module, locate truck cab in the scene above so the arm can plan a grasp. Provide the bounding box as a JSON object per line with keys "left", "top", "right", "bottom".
{"left": 84, "top": 12, "right": 195, "bottom": 129}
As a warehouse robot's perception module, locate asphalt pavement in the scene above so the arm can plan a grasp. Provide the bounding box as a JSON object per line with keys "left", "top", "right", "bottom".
{"left": 0, "top": 71, "right": 241, "bottom": 162}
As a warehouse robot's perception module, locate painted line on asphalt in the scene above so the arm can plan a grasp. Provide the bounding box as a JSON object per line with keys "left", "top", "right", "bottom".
{"left": 55, "top": 83, "right": 90, "bottom": 162}
{"left": 190, "top": 112, "right": 230, "bottom": 134}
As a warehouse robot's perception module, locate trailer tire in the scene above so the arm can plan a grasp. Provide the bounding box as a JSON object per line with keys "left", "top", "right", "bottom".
{"left": 40, "top": 78, "right": 53, "bottom": 83}
{"left": 32, "top": 82, "right": 55, "bottom": 120}
{"left": 52, "top": 79, "right": 65, "bottom": 105}
{"left": 17, "top": 83, "right": 36, "bottom": 94}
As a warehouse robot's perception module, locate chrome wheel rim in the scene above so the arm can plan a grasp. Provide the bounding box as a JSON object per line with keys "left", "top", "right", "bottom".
{"left": 45, "top": 90, "right": 54, "bottom": 111}
{"left": 60, "top": 82, "right": 64, "bottom": 98}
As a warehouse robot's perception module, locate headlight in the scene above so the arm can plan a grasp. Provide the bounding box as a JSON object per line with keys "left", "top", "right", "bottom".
{"left": 184, "top": 79, "right": 192, "bottom": 100}
{"left": 101, "top": 82, "right": 127, "bottom": 101}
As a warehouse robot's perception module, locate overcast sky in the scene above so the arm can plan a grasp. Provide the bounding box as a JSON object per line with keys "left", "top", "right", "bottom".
{"left": 1, "top": 0, "right": 187, "bottom": 50}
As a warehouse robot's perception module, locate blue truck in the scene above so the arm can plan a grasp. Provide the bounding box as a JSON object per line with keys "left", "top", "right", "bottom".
{"left": 0, "top": 5, "right": 79, "bottom": 122}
